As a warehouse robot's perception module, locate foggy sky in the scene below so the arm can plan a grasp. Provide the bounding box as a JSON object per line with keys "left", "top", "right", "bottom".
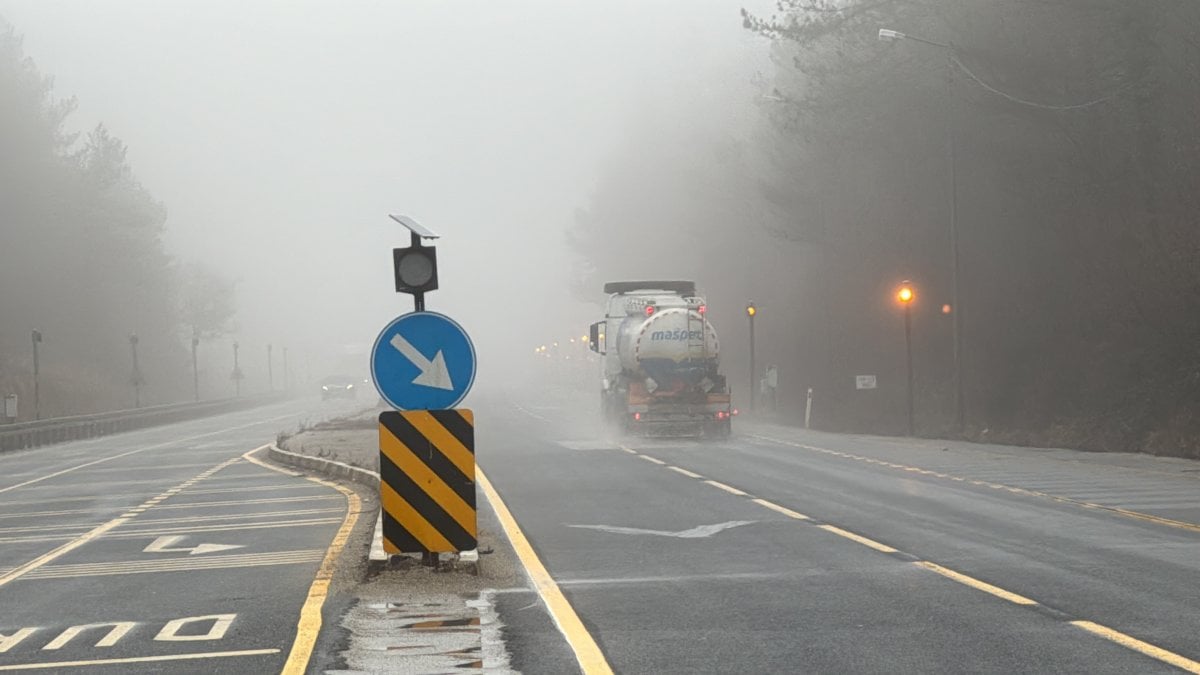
{"left": 0, "top": 0, "right": 771, "bottom": 388}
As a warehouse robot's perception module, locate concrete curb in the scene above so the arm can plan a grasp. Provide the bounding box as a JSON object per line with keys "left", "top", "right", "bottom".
{"left": 266, "top": 444, "right": 387, "bottom": 562}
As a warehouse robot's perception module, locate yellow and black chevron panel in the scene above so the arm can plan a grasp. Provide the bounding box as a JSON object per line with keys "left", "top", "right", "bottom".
{"left": 379, "top": 409, "right": 476, "bottom": 554}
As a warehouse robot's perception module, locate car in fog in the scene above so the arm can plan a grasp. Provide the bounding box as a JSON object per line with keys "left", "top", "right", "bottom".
{"left": 319, "top": 375, "right": 360, "bottom": 400}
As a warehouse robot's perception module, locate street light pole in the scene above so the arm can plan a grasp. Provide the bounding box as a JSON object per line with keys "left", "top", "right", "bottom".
{"left": 191, "top": 328, "right": 201, "bottom": 403}
{"left": 31, "top": 330, "right": 42, "bottom": 420}
{"left": 129, "top": 334, "right": 142, "bottom": 409}
{"left": 267, "top": 344, "right": 274, "bottom": 391}
{"left": 282, "top": 347, "right": 289, "bottom": 393}
{"left": 746, "top": 302, "right": 757, "bottom": 412}
{"left": 232, "top": 342, "right": 242, "bottom": 397}
{"left": 879, "top": 27, "right": 964, "bottom": 433}
{"left": 897, "top": 282, "right": 916, "bottom": 436}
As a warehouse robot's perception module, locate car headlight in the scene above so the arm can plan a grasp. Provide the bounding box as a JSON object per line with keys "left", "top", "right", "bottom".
{"left": 346, "top": 384, "right": 354, "bottom": 389}
{"left": 322, "top": 386, "right": 329, "bottom": 391}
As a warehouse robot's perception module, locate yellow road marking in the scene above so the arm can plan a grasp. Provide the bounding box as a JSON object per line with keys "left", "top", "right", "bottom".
{"left": 625, "top": 449, "right": 1200, "bottom": 671}
{"left": 751, "top": 498, "right": 810, "bottom": 520}
{"left": 704, "top": 480, "right": 748, "bottom": 496}
{"left": 0, "top": 456, "right": 241, "bottom": 589}
{"left": 478, "top": 468, "right": 613, "bottom": 675}
{"left": 0, "top": 413, "right": 297, "bottom": 495}
{"left": 667, "top": 466, "right": 704, "bottom": 479}
{"left": 0, "top": 648, "right": 281, "bottom": 671}
{"left": 638, "top": 455, "right": 667, "bottom": 465}
{"left": 1071, "top": 621, "right": 1200, "bottom": 674}
{"left": 753, "top": 434, "right": 1200, "bottom": 535}
{"left": 819, "top": 524, "right": 897, "bottom": 553}
{"left": 913, "top": 561, "right": 1037, "bottom": 605}
{"left": 244, "top": 446, "right": 361, "bottom": 675}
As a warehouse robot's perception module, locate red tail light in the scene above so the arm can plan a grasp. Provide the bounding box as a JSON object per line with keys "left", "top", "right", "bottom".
{"left": 698, "top": 305, "right": 707, "bottom": 315}
{"left": 645, "top": 305, "right": 655, "bottom": 316}
{"left": 716, "top": 411, "right": 728, "bottom": 420}
{"left": 732, "top": 408, "right": 739, "bottom": 416}
{"left": 633, "top": 412, "right": 642, "bottom": 421}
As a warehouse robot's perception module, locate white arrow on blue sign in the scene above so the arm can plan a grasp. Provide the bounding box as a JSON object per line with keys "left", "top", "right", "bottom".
{"left": 370, "top": 311, "right": 476, "bottom": 410}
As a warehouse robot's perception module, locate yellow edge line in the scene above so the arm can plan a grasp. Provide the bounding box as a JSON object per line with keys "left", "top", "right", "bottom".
{"left": 1071, "top": 621, "right": 1200, "bottom": 674}
{"left": 914, "top": 561, "right": 1037, "bottom": 605}
{"left": 751, "top": 498, "right": 810, "bottom": 520}
{"left": 477, "top": 468, "right": 613, "bottom": 675}
{"left": 704, "top": 480, "right": 748, "bottom": 496}
{"left": 0, "top": 648, "right": 281, "bottom": 671}
{"left": 819, "top": 524, "right": 897, "bottom": 553}
{"left": 244, "top": 445, "right": 362, "bottom": 675}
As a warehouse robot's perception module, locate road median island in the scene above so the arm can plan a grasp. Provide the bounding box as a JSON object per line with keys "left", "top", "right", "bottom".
{"left": 268, "top": 408, "right": 528, "bottom": 673}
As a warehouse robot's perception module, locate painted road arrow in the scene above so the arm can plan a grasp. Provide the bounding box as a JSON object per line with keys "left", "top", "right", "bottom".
{"left": 143, "top": 535, "right": 246, "bottom": 555}
{"left": 389, "top": 333, "right": 454, "bottom": 390}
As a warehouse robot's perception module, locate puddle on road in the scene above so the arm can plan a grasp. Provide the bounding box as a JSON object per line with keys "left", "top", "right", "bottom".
{"left": 329, "top": 592, "right": 513, "bottom": 674}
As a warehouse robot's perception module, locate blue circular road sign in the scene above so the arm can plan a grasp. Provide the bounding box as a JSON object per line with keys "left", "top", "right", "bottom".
{"left": 370, "top": 311, "right": 476, "bottom": 410}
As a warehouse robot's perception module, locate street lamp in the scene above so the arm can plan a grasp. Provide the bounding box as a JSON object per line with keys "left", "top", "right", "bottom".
{"left": 879, "top": 26, "right": 964, "bottom": 433}
{"left": 746, "top": 302, "right": 758, "bottom": 412}
{"left": 897, "top": 281, "right": 916, "bottom": 436}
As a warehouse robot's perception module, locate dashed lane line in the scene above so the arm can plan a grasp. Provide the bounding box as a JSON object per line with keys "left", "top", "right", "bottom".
{"left": 620, "top": 445, "right": 1200, "bottom": 674}
{"left": 0, "top": 648, "right": 282, "bottom": 671}
{"left": 751, "top": 433, "right": 1200, "bottom": 536}
{"left": 667, "top": 466, "right": 704, "bottom": 479}
{"left": 242, "top": 446, "right": 361, "bottom": 675}
{"left": 0, "top": 413, "right": 299, "bottom": 495}
{"left": 703, "top": 480, "right": 748, "bottom": 496}
{"left": 637, "top": 455, "right": 667, "bottom": 465}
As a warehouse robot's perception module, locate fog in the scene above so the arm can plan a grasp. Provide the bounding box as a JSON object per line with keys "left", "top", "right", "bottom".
{"left": 0, "top": 0, "right": 771, "bottom": 412}
{"left": 6, "top": 1, "right": 1200, "bottom": 460}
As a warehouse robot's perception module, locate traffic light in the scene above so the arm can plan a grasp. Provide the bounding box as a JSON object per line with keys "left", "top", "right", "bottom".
{"left": 393, "top": 245, "right": 438, "bottom": 295}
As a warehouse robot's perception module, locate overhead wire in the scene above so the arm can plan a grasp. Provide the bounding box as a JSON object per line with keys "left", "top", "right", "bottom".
{"left": 949, "top": 54, "right": 1129, "bottom": 111}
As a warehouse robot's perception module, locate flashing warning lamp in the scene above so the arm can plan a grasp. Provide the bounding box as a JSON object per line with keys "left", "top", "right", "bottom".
{"left": 746, "top": 303, "right": 757, "bottom": 317}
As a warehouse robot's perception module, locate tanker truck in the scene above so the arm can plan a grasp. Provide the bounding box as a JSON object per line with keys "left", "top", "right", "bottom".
{"left": 588, "top": 281, "right": 734, "bottom": 437}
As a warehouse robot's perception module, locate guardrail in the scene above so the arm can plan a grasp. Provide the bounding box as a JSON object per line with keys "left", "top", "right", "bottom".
{"left": 0, "top": 394, "right": 288, "bottom": 453}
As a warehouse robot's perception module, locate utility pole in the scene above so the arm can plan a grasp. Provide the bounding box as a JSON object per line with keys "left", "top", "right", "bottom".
{"left": 267, "top": 344, "right": 274, "bottom": 391}
{"left": 191, "top": 328, "right": 201, "bottom": 402}
{"left": 130, "top": 333, "right": 142, "bottom": 409}
{"left": 282, "top": 347, "right": 289, "bottom": 393}
{"left": 31, "top": 330, "right": 42, "bottom": 420}
{"left": 232, "top": 342, "right": 243, "bottom": 397}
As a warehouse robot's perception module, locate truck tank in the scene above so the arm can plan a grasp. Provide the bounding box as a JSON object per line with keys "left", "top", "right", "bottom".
{"left": 614, "top": 307, "right": 720, "bottom": 389}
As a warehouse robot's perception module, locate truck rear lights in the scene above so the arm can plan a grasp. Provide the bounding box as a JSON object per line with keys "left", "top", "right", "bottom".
{"left": 731, "top": 408, "right": 739, "bottom": 416}
{"left": 716, "top": 411, "right": 729, "bottom": 420}
{"left": 634, "top": 412, "right": 642, "bottom": 421}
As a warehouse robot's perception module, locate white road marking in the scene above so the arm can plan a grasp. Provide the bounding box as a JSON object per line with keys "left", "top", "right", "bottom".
{"left": 143, "top": 535, "right": 245, "bottom": 556}
{"left": 0, "top": 412, "right": 298, "bottom": 495}
{"left": 566, "top": 521, "right": 755, "bottom": 539}
{"left": 0, "top": 648, "right": 279, "bottom": 670}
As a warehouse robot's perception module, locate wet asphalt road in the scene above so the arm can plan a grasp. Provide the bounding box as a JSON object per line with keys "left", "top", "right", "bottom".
{"left": 481, "top": 388, "right": 1200, "bottom": 674}
{"left": 0, "top": 397, "right": 363, "bottom": 674}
